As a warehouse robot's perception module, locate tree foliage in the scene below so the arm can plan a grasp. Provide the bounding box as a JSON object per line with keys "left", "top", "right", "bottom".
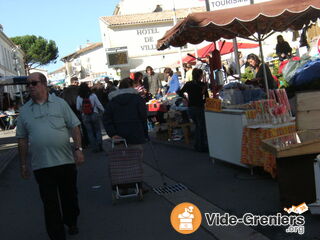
{"left": 10, "top": 35, "right": 58, "bottom": 72}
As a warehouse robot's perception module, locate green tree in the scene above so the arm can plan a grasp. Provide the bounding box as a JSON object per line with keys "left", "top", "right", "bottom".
{"left": 10, "top": 35, "right": 58, "bottom": 73}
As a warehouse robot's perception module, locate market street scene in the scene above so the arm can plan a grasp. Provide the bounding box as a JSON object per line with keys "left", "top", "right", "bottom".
{"left": 1, "top": 0, "right": 320, "bottom": 239}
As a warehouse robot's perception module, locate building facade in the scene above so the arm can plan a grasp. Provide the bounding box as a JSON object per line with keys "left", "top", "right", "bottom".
{"left": 99, "top": 6, "right": 206, "bottom": 77}
{"left": 100, "top": 0, "right": 276, "bottom": 78}
{"left": 0, "top": 24, "right": 26, "bottom": 108}
{"left": 0, "top": 25, "right": 26, "bottom": 78}
{"left": 60, "top": 42, "right": 114, "bottom": 85}
{"left": 47, "top": 66, "right": 66, "bottom": 86}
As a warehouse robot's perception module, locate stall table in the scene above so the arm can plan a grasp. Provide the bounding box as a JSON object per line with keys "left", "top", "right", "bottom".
{"left": 241, "top": 122, "right": 296, "bottom": 177}
{"left": 205, "top": 109, "right": 248, "bottom": 167}
{"left": 205, "top": 108, "right": 296, "bottom": 176}
{"left": 262, "top": 131, "right": 320, "bottom": 207}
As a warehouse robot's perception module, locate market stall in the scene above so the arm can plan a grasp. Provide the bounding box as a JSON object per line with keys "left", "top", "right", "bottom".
{"left": 205, "top": 88, "right": 295, "bottom": 173}
{"left": 156, "top": 0, "right": 320, "bottom": 175}
{"left": 146, "top": 94, "right": 191, "bottom": 143}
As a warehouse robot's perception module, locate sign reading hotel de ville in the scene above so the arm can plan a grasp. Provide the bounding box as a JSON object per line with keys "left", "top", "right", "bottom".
{"left": 136, "top": 27, "right": 160, "bottom": 51}
{"left": 208, "top": 0, "right": 250, "bottom": 10}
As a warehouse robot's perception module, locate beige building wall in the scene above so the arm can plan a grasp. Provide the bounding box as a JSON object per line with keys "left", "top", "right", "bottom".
{"left": 0, "top": 27, "right": 26, "bottom": 78}
{"left": 99, "top": 7, "right": 208, "bottom": 76}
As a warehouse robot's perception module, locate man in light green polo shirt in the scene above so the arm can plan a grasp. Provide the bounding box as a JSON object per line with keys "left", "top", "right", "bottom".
{"left": 16, "top": 72, "right": 84, "bottom": 240}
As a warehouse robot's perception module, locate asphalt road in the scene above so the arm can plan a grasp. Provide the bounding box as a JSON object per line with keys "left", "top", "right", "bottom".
{"left": 0, "top": 138, "right": 320, "bottom": 240}
{"left": 0, "top": 143, "right": 215, "bottom": 240}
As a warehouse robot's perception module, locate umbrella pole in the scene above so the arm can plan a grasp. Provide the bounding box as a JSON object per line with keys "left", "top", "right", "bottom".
{"left": 179, "top": 48, "right": 185, "bottom": 81}
{"left": 258, "top": 34, "right": 270, "bottom": 99}
{"left": 232, "top": 38, "right": 241, "bottom": 78}
{"left": 172, "top": 0, "right": 185, "bottom": 81}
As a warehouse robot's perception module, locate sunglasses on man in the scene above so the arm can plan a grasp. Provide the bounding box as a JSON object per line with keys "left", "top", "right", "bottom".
{"left": 26, "top": 81, "right": 41, "bottom": 87}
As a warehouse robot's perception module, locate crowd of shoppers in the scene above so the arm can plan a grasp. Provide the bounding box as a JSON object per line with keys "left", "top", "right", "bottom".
{"left": 15, "top": 52, "right": 282, "bottom": 239}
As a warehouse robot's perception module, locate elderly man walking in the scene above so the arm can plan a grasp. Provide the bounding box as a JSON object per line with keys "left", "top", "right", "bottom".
{"left": 16, "top": 72, "right": 84, "bottom": 240}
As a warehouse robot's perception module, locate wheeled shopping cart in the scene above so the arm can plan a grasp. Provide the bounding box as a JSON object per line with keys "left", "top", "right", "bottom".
{"left": 107, "top": 139, "right": 144, "bottom": 203}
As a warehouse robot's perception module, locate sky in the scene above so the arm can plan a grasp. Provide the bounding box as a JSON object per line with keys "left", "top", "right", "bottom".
{"left": 0, "top": 0, "right": 119, "bottom": 73}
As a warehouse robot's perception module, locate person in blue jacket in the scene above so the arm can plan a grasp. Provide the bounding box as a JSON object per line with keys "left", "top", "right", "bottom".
{"left": 164, "top": 67, "right": 180, "bottom": 94}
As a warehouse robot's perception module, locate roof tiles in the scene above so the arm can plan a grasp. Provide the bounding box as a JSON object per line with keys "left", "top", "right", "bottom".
{"left": 100, "top": 7, "right": 205, "bottom": 27}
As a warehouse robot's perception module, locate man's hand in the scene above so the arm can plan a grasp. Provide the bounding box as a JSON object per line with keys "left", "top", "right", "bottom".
{"left": 20, "top": 165, "right": 30, "bottom": 179}
{"left": 74, "top": 150, "right": 85, "bottom": 166}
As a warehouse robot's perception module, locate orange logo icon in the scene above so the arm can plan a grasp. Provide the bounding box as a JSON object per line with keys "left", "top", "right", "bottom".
{"left": 170, "top": 202, "right": 202, "bottom": 234}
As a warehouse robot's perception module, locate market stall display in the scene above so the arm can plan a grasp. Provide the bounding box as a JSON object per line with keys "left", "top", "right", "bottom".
{"left": 155, "top": 0, "right": 320, "bottom": 172}
{"left": 146, "top": 94, "right": 191, "bottom": 143}
{"left": 241, "top": 122, "right": 296, "bottom": 177}
{"left": 205, "top": 88, "right": 295, "bottom": 171}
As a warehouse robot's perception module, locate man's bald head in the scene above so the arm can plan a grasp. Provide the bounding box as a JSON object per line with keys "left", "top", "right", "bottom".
{"left": 28, "top": 72, "right": 47, "bottom": 85}
{"left": 27, "top": 72, "right": 49, "bottom": 102}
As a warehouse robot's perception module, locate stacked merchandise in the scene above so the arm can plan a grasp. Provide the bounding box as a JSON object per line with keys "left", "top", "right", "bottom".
{"left": 245, "top": 89, "right": 293, "bottom": 126}
{"left": 241, "top": 89, "right": 296, "bottom": 177}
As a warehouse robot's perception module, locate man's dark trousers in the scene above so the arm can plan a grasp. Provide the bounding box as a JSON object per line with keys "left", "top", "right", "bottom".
{"left": 34, "top": 164, "right": 80, "bottom": 240}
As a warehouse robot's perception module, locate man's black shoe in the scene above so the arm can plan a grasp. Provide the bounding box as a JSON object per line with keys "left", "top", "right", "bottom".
{"left": 68, "top": 226, "right": 79, "bottom": 235}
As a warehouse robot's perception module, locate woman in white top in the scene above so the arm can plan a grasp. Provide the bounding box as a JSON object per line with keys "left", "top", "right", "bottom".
{"left": 76, "top": 83, "right": 104, "bottom": 152}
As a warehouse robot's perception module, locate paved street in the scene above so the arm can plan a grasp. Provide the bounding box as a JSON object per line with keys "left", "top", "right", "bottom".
{"left": 0, "top": 131, "right": 320, "bottom": 240}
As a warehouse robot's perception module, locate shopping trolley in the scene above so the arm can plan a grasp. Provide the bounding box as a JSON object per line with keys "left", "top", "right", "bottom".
{"left": 107, "top": 138, "right": 144, "bottom": 203}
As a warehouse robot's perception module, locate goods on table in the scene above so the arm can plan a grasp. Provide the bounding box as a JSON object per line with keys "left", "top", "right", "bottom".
{"left": 245, "top": 89, "right": 293, "bottom": 126}
{"left": 205, "top": 98, "right": 221, "bottom": 112}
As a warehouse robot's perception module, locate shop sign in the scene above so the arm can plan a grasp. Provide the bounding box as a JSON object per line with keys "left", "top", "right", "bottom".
{"left": 208, "top": 0, "right": 250, "bottom": 11}
{"left": 136, "top": 28, "right": 160, "bottom": 51}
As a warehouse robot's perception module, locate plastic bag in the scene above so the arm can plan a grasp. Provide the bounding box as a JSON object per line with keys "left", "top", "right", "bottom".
{"left": 290, "top": 58, "right": 320, "bottom": 86}
{"left": 220, "top": 88, "right": 244, "bottom": 105}
{"left": 282, "top": 55, "right": 311, "bottom": 82}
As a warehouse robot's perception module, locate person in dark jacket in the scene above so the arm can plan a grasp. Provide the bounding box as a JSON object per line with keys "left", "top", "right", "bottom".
{"left": 276, "top": 35, "right": 292, "bottom": 61}
{"left": 103, "top": 78, "right": 148, "bottom": 145}
{"left": 179, "top": 68, "right": 209, "bottom": 152}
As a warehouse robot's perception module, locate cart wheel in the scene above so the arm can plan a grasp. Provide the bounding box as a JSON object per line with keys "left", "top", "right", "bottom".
{"left": 138, "top": 188, "right": 144, "bottom": 201}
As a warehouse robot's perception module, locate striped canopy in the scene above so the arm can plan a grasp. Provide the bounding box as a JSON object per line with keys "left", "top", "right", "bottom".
{"left": 157, "top": 0, "right": 320, "bottom": 50}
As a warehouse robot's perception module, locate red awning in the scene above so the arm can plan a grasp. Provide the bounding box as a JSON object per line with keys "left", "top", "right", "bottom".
{"left": 182, "top": 41, "right": 259, "bottom": 63}
{"left": 157, "top": 0, "right": 320, "bottom": 50}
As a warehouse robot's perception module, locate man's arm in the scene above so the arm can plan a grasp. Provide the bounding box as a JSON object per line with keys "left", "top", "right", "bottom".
{"left": 71, "top": 126, "right": 84, "bottom": 165}
{"left": 18, "top": 138, "right": 30, "bottom": 179}
{"left": 102, "top": 104, "right": 117, "bottom": 138}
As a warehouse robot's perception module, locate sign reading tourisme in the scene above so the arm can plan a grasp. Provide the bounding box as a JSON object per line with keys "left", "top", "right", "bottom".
{"left": 208, "top": 0, "right": 271, "bottom": 11}
{"left": 208, "top": 0, "right": 251, "bottom": 11}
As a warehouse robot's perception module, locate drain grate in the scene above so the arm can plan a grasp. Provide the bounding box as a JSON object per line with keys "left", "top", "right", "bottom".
{"left": 153, "top": 183, "right": 188, "bottom": 195}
